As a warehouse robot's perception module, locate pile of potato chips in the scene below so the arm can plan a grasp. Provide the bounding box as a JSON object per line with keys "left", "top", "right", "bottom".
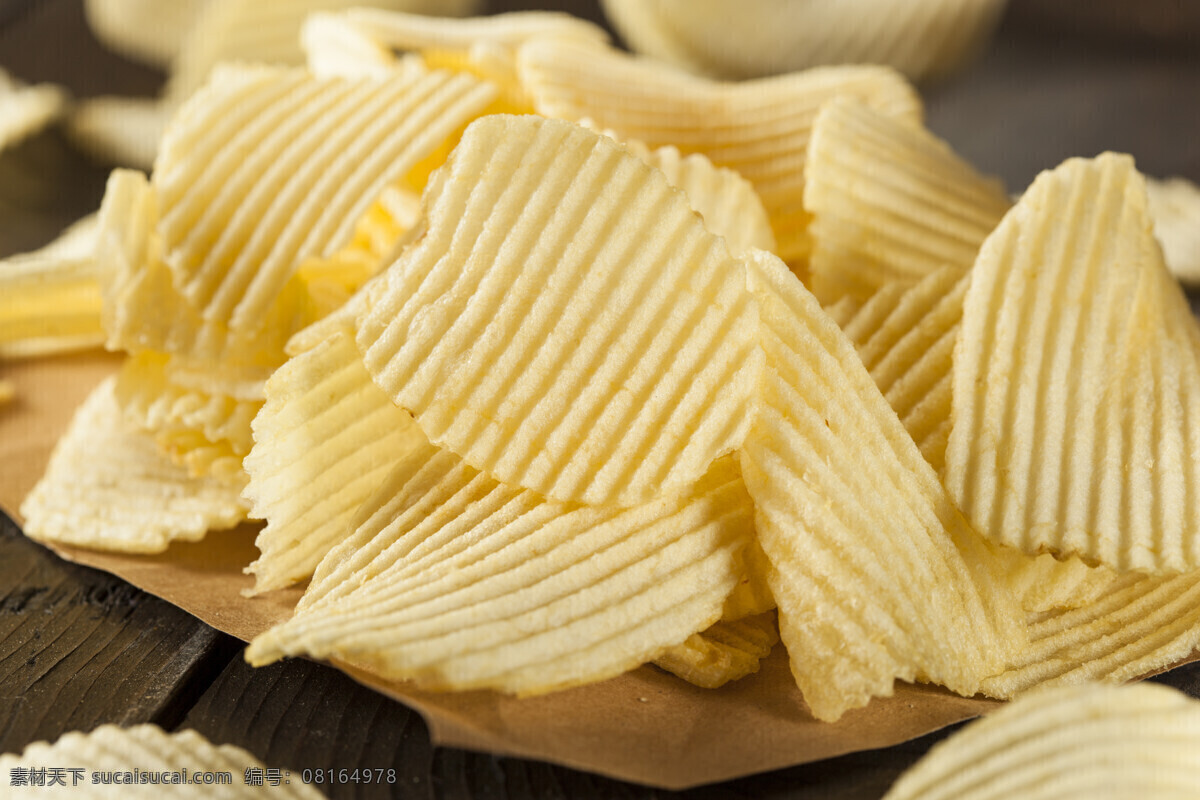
{"left": 8, "top": 7, "right": 1200, "bottom": 730}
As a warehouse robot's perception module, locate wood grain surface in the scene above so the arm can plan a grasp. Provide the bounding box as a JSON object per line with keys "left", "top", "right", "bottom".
{"left": 1, "top": 1, "right": 1199, "bottom": 798}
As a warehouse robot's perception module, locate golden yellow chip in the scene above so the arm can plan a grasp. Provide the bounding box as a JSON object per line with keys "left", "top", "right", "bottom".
{"left": 116, "top": 351, "right": 259, "bottom": 458}
{"left": 720, "top": 535, "right": 776, "bottom": 621}
{"left": 67, "top": 96, "right": 166, "bottom": 170}
{"left": 739, "top": 248, "right": 1022, "bottom": 722}
{"left": 247, "top": 454, "right": 755, "bottom": 695}
{"left": 84, "top": 0, "right": 206, "bottom": 69}
{"left": 97, "top": 167, "right": 367, "bottom": 385}
{"left": 840, "top": 266, "right": 964, "bottom": 473}
{"left": 357, "top": 114, "right": 763, "bottom": 507}
{"left": 884, "top": 683, "right": 1200, "bottom": 800}
{"left": 640, "top": 144, "right": 776, "bottom": 257}
{"left": 0, "top": 379, "right": 13, "bottom": 406}
{"left": 154, "top": 63, "right": 497, "bottom": 333}
{"left": 242, "top": 325, "right": 431, "bottom": 594}
{"left": 653, "top": 612, "right": 778, "bottom": 689}
{"left": 0, "top": 218, "right": 104, "bottom": 358}
{"left": 308, "top": 8, "right": 608, "bottom": 110}
{"left": 0, "top": 68, "right": 68, "bottom": 152}
{"left": 805, "top": 97, "right": 1010, "bottom": 304}
{"left": 0, "top": 723, "right": 324, "bottom": 799}
{"left": 982, "top": 568, "right": 1200, "bottom": 698}
{"left": 602, "top": 0, "right": 1007, "bottom": 83}
{"left": 946, "top": 153, "right": 1200, "bottom": 573}
{"left": 20, "top": 377, "right": 247, "bottom": 553}
{"left": 834, "top": 266, "right": 1119, "bottom": 614}
{"left": 1147, "top": 175, "right": 1200, "bottom": 286}
{"left": 162, "top": 0, "right": 482, "bottom": 103}
{"left": 516, "top": 40, "right": 921, "bottom": 264}
{"left": 576, "top": 121, "right": 775, "bottom": 256}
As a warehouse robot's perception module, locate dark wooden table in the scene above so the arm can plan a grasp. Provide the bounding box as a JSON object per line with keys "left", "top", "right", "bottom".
{"left": 2, "top": 2, "right": 1199, "bottom": 798}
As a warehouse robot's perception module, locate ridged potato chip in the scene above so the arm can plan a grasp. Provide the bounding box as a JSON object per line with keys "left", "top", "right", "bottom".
{"left": 578, "top": 122, "right": 775, "bottom": 256}
{"left": 0, "top": 68, "right": 68, "bottom": 152}
{"left": 983, "top": 568, "right": 1200, "bottom": 698}
{"left": 0, "top": 723, "right": 322, "bottom": 799}
{"left": 946, "top": 153, "right": 1200, "bottom": 573}
{"left": 602, "top": 0, "right": 1007, "bottom": 83}
{"left": 115, "top": 351, "right": 260, "bottom": 474}
{"left": 639, "top": 144, "right": 776, "bottom": 257}
{"left": 1147, "top": 175, "right": 1200, "bottom": 286}
{"left": 357, "top": 114, "right": 762, "bottom": 507}
{"left": 247, "top": 453, "right": 755, "bottom": 695}
{"left": 0, "top": 217, "right": 103, "bottom": 358}
{"left": 306, "top": 9, "right": 608, "bottom": 109}
{"left": 242, "top": 325, "right": 430, "bottom": 594}
{"left": 84, "top": 0, "right": 206, "bottom": 69}
{"left": 517, "top": 39, "right": 922, "bottom": 264}
{"left": 884, "top": 683, "right": 1200, "bottom": 800}
{"left": 155, "top": 63, "right": 497, "bottom": 333}
{"left": 67, "top": 96, "right": 166, "bottom": 171}
{"left": 162, "top": 0, "right": 482, "bottom": 103}
{"left": 805, "top": 97, "right": 1010, "bottom": 304}
{"left": 739, "top": 249, "right": 1022, "bottom": 722}
{"left": 652, "top": 612, "right": 778, "bottom": 689}
{"left": 840, "top": 266, "right": 964, "bottom": 473}
{"left": 20, "top": 377, "right": 247, "bottom": 553}
{"left": 835, "top": 264, "right": 1121, "bottom": 615}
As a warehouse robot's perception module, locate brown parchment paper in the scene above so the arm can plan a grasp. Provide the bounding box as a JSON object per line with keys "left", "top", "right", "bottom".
{"left": 2, "top": 352, "right": 1195, "bottom": 789}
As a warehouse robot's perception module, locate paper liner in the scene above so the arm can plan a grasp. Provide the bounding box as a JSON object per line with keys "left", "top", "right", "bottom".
{"left": 3, "top": 353, "right": 1199, "bottom": 789}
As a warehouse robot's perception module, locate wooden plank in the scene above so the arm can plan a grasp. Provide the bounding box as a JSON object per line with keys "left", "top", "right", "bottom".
{"left": 0, "top": 512, "right": 238, "bottom": 751}
{"left": 181, "top": 649, "right": 961, "bottom": 799}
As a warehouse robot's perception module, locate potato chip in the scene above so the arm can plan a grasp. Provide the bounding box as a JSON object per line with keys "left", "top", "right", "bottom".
{"left": 883, "top": 683, "right": 1200, "bottom": 800}
{"left": 83, "top": 0, "right": 206, "bottom": 69}
{"left": 821, "top": 293, "right": 864, "bottom": 329}
{"left": 67, "top": 96, "right": 166, "bottom": 170}
{"left": 720, "top": 536, "right": 776, "bottom": 621}
{"left": 0, "top": 218, "right": 104, "bottom": 358}
{"left": 0, "top": 723, "right": 323, "bottom": 798}
{"left": 982, "top": 568, "right": 1200, "bottom": 698}
{"left": 0, "top": 68, "right": 68, "bottom": 152}
{"left": 247, "top": 454, "right": 755, "bottom": 695}
{"left": 155, "top": 63, "right": 497, "bottom": 333}
{"left": 739, "top": 248, "right": 1022, "bottom": 722}
{"left": 162, "top": 0, "right": 482, "bottom": 103}
{"left": 115, "top": 351, "right": 259, "bottom": 461}
{"left": 242, "top": 326, "right": 430, "bottom": 594}
{"left": 302, "top": 12, "right": 407, "bottom": 80}
{"left": 652, "top": 612, "right": 778, "bottom": 689}
{"left": 603, "top": 0, "right": 1006, "bottom": 83}
{"left": 641, "top": 145, "right": 776, "bottom": 257}
{"left": 20, "top": 377, "right": 247, "bottom": 553}
{"left": 1147, "top": 175, "right": 1200, "bottom": 286}
{"left": 0, "top": 379, "right": 13, "bottom": 405}
{"left": 805, "top": 97, "right": 1010, "bottom": 304}
{"left": 945, "top": 153, "right": 1200, "bottom": 573}
{"left": 834, "top": 265, "right": 1120, "bottom": 614}
{"left": 577, "top": 122, "right": 776, "bottom": 257}
{"left": 307, "top": 8, "right": 608, "bottom": 109}
{"left": 357, "top": 114, "right": 762, "bottom": 507}
{"left": 840, "top": 266, "right": 964, "bottom": 473}
{"left": 517, "top": 39, "right": 922, "bottom": 263}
